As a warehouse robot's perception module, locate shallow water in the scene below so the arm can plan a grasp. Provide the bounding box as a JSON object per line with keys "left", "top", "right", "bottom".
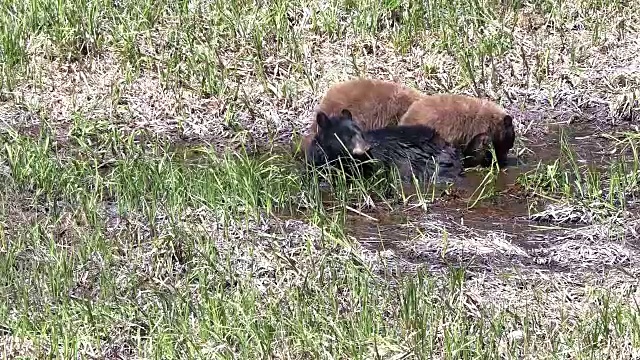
{"left": 173, "top": 120, "right": 636, "bottom": 254}
{"left": 341, "top": 121, "right": 636, "bottom": 251}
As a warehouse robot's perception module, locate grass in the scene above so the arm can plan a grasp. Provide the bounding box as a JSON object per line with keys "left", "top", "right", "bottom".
{"left": 2, "top": 0, "right": 640, "bottom": 358}
{"left": 519, "top": 129, "right": 640, "bottom": 223}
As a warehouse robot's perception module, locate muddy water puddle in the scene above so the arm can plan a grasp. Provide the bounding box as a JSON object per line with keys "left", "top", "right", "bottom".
{"left": 170, "top": 120, "right": 636, "bottom": 256}
{"left": 342, "top": 122, "right": 637, "bottom": 253}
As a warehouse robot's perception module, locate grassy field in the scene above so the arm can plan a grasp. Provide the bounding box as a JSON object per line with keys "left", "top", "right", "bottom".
{"left": 1, "top": 0, "right": 640, "bottom": 358}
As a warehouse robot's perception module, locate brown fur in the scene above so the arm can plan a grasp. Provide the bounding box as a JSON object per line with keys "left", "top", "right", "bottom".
{"left": 302, "top": 78, "right": 425, "bottom": 149}
{"left": 399, "top": 94, "right": 515, "bottom": 167}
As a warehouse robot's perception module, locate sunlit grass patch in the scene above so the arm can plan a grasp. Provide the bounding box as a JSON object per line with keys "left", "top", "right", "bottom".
{"left": 1, "top": 123, "right": 456, "bottom": 225}
{"left": 517, "top": 130, "right": 640, "bottom": 224}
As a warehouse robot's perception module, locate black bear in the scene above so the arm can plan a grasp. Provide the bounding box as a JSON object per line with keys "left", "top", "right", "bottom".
{"left": 306, "top": 109, "right": 464, "bottom": 183}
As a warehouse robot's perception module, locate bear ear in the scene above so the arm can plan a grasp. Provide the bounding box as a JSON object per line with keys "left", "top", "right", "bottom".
{"left": 316, "top": 111, "right": 330, "bottom": 129}
{"left": 340, "top": 109, "right": 353, "bottom": 121}
{"left": 503, "top": 114, "right": 513, "bottom": 127}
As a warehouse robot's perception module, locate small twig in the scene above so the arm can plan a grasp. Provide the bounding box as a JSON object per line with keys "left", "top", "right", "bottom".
{"left": 345, "top": 205, "right": 379, "bottom": 222}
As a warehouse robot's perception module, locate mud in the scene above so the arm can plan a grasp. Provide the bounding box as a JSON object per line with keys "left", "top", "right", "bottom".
{"left": 168, "top": 117, "right": 637, "bottom": 258}
{"left": 341, "top": 120, "right": 638, "bottom": 253}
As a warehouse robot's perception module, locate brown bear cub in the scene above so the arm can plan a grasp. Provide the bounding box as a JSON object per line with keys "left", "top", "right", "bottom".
{"left": 305, "top": 109, "right": 463, "bottom": 183}
{"left": 301, "top": 78, "right": 425, "bottom": 149}
{"left": 399, "top": 94, "right": 516, "bottom": 167}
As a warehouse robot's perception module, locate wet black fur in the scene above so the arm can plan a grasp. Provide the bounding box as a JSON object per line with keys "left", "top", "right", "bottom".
{"left": 306, "top": 110, "right": 464, "bottom": 182}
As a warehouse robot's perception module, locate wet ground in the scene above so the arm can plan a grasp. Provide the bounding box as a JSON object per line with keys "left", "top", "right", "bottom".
{"left": 10, "top": 113, "right": 637, "bottom": 255}
{"left": 337, "top": 121, "right": 639, "bottom": 253}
